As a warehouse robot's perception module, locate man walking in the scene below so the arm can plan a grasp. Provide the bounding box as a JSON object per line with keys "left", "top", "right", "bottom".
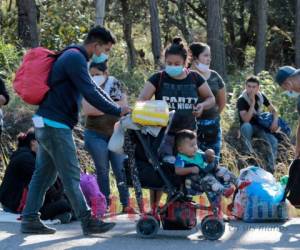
{"left": 21, "top": 26, "right": 130, "bottom": 235}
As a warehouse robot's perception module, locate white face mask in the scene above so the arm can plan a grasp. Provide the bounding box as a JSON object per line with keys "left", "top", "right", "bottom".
{"left": 284, "top": 90, "right": 299, "bottom": 98}
{"left": 196, "top": 63, "right": 210, "bottom": 72}
{"left": 92, "top": 75, "right": 106, "bottom": 87}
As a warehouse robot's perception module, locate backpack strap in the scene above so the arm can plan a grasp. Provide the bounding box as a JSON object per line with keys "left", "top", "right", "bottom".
{"left": 48, "top": 47, "right": 81, "bottom": 59}
{"left": 185, "top": 68, "right": 198, "bottom": 86}
{"left": 156, "top": 70, "right": 165, "bottom": 92}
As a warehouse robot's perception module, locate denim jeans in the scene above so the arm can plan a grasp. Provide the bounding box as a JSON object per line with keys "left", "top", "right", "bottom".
{"left": 240, "top": 122, "right": 278, "bottom": 173}
{"left": 84, "top": 129, "right": 129, "bottom": 207}
{"left": 22, "top": 126, "right": 91, "bottom": 221}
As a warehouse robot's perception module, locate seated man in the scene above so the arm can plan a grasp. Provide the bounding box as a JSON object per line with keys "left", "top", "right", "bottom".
{"left": 237, "top": 76, "right": 278, "bottom": 173}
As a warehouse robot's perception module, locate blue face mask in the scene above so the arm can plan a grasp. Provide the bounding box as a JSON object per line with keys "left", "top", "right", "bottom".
{"left": 92, "top": 53, "right": 109, "bottom": 64}
{"left": 284, "top": 90, "right": 299, "bottom": 98}
{"left": 165, "top": 65, "right": 184, "bottom": 77}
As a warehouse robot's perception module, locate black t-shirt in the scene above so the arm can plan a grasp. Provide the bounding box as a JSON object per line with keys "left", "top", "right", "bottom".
{"left": 148, "top": 70, "right": 205, "bottom": 131}
{"left": 236, "top": 93, "right": 270, "bottom": 125}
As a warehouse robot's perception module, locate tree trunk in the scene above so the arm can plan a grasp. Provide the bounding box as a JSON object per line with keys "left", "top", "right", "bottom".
{"left": 207, "top": 0, "right": 227, "bottom": 81}
{"left": 162, "top": 0, "right": 192, "bottom": 44}
{"left": 296, "top": 0, "right": 300, "bottom": 67}
{"left": 16, "top": 0, "right": 39, "bottom": 48}
{"left": 95, "top": 0, "right": 105, "bottom": 26}
{"left": 254, "top": 0, "right": 268, "bottom": 74}
{"left": 0, "top": 5, "right": 2, "bottom": 35}
{"left": 120, "top": 0, "right": 136, "bottom": 70}
{"left": 148, "top": 0, "right": 161, "bottom": 67}
{"left": 177, "top": 0, "right": 193, "bottom": 43}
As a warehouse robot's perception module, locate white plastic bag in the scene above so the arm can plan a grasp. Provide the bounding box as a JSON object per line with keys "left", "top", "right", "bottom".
{"left": 239, "top": 166, "right": 275, "bottom": 184}
{"left": 108, "top": 122, "right": 125, "bottom": 154}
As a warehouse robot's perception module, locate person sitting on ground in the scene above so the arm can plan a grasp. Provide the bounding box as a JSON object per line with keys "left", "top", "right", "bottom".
{"left": 174, "top": 130, "right": 250, "bottom": 204}
{"left": 236, "top": 76, "right": 279, "bottom": 173}
{"left": 82, "top": 61, "right": 136, "bottom": 214}
{"left": 0, "top": 130, "right": 73, "bottom": 224}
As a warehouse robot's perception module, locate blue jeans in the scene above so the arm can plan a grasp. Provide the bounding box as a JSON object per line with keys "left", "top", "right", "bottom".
{"left": 84, "top": 129, "right": 129, "bottom": 207}
{"left": 22, "top": 126, "right": 91, "bottom": 221}
{"left": 197, "top": 118, "right": 222, "bottom": 160}
{"left": 240, "top": 123, "right": 278, "bottom": 173}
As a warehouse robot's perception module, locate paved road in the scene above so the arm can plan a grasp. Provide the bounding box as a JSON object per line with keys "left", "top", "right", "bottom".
{"left": 0, "top": 215, "right": 300, "bottom": 250}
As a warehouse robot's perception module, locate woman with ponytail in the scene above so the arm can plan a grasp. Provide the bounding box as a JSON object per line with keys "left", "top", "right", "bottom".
{"left": 138, "top": 37, "right": 215, "bottom": 213}
{"left": 189, "top": 42, "right": 226, "bottom": 160}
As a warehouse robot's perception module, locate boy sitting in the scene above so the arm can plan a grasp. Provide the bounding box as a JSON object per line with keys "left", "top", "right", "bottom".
{"left": 174, "top": 130, "right": 250, "bottom": 199}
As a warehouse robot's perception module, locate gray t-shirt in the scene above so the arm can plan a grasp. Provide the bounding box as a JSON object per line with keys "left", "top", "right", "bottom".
{"left": 199, "top": 70, "right": 225, "bottom": 119}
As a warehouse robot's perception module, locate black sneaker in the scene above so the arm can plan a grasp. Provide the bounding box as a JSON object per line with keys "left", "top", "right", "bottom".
{"left": 21, "top": 218, "right": 56, "bottom": 234}
{"left": 82, "top": 217, "right": 115, "bottom": 236}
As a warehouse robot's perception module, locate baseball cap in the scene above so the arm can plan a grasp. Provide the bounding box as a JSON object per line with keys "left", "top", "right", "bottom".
{"left": 275, "top": 66, "right": 298, "bottom": 85}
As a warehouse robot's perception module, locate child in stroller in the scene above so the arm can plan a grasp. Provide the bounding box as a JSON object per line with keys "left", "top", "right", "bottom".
{"left": 174, "top": 130, "right": 251, "bottom": 207}
{"left": 122, "top": 113, "right": 246, "bottom": 240}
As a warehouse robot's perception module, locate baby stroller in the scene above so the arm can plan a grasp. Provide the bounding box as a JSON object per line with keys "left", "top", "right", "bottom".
{"left": 123, "top": 112, "right": 226, "bottom": 240}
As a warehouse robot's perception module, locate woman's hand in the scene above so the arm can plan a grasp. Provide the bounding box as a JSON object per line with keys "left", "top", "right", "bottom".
{"left": 192, "top": 103, "right": 204, "bottom": 118}
{"left": 120, "top": 105, "right": 132, "bottom": 116}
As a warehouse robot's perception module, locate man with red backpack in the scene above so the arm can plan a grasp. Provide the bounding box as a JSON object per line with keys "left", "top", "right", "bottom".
{"left": 21, "top": 26, "right": 130, "bottom": 235}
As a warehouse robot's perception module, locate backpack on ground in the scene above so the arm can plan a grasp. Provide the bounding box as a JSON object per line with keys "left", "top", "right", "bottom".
{"left": 283, "top": 159, "right": 300, "bottom": 208}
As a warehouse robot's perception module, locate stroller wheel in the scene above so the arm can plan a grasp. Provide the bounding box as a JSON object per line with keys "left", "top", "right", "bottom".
{"left": 136, "top": 215, "right": 159, "bottom": 238}
{"left": 201, "top": 215, "right": 225, "bottom": 240}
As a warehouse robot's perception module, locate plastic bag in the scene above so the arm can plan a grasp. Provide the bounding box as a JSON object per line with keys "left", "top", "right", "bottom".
{"left": 232, "top": 166, "right": 288, "bottom": 221}
{"left": 246, "top": 182, "right": 284, "bottom": 204}
{"left": 239, "top": 166, "right": 275, "bottom": 184}
{"left": 132, "top": 100, "right": 169, "bottom": 126}
{"left": 80, "top": 173, "right": 107, "bottom": 218}
{"left": 108, "top": 121, "right": 125, "bottom": 154}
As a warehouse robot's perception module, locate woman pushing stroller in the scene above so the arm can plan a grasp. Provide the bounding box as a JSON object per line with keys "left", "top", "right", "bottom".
{"left": 138, "top": 37, "right": 215, "bottom": 213}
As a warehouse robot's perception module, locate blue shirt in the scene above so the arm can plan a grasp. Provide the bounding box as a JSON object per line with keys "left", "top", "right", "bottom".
{"left": 36, "top": 45, "right": 121, "bottom": 129}
{"left": 175, "top": 150, "right": 216, "bottom": 173}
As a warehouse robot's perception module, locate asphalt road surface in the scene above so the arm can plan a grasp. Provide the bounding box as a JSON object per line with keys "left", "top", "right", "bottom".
{"left": 0, "top": 215, "right": 299, "bottom": 250}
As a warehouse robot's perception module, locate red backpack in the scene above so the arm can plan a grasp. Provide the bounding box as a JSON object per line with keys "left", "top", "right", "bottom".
{"left": 13, "top": 47, "right": 79, "bottom": 105}
{"left": 13, "top": 47, "right": 57, "bottom": 105}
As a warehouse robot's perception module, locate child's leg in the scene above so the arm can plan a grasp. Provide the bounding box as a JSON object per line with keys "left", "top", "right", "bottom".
{"left": 200, "top": 174, "right": 235, "bottom": 198}
{"left": 185, "top": 174, "right": 202, "bottom": 197}
{"left": 215, "top": 166, "right": 237, "bottom": 185}
{"left": 215, "top": 166, "right": 251, "bottom": 189}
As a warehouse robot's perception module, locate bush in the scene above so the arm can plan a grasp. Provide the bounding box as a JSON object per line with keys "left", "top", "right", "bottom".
{"left": 0, "top": 39, "right": 21, "bottom": 78}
